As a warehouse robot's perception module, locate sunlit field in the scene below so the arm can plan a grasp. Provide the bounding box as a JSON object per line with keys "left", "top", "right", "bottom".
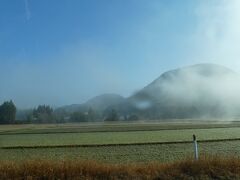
{"left": 1, "top": 121, "right": 240, "bottom": 163}
{"left": 2, "top": 0, "right": 240, "bottom": 178}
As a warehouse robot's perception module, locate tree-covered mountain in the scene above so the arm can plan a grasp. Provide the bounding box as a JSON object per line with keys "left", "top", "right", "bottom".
{"left": 17, "top": 63, "right": 240, "bottom": 122}
{"left": 56, "top": 94, "right": 125, "bottom": 114}
{"left": 114, "top": 63, "right": 240, "bottom": 119}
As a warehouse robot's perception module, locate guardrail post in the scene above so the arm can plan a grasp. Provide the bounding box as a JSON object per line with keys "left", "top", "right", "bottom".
{"left": 193, "top": 134, "right": 198, "bottom": 160}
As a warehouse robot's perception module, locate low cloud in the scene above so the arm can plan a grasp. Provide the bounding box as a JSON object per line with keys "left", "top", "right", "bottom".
{"left": 131, "top": 64, "right": 240, "bottom": 119}
{"left": 187, "top": 0, "right": 240, "bottom": 70}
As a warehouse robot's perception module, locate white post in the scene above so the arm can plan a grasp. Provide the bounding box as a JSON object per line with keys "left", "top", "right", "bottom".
{"left": 193, "top": 134, "right": 199, "bottom": 160}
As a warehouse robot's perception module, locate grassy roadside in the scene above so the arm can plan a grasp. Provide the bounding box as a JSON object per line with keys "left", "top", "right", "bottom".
{"left": 1, "top": 156, "right": 240, "bottom": 179}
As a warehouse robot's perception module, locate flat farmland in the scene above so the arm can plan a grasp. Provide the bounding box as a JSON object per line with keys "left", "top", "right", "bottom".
{"left": 1, "top": 141, "right": 240, "bottom": 163}
{"left": 1, "top": 121, "right": 240, "bottom": 163}
{"left": 1, "top": 126, "right": 240, "bottom": 147}
{"left": 1, "top": 121, "right": 239, "bottom": 134}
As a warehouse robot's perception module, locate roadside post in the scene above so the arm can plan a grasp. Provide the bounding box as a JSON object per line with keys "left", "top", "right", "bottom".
{"left": 193, "top": 134, "right": 199, "bottom": 160}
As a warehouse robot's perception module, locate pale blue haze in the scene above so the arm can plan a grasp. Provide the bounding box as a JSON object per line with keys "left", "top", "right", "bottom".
{"left": 0, "top": 0, "right": 239, "bottom": 108}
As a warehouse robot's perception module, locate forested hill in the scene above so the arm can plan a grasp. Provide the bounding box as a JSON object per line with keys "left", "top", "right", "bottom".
{"left": 8, "top": 63, "right": 240, "bottom": 124}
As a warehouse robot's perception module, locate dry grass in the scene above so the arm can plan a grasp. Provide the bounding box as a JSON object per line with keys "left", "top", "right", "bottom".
{"left": 1, "top": 156, "right": 240, "bottom": 179}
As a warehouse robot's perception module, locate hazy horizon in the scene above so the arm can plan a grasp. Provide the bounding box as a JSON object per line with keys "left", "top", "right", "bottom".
{"left": 1, "top": 0, "right": 240, "bottom": 108}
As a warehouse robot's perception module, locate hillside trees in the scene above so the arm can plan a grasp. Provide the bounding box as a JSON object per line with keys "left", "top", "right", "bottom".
{"left": 69, "top": 108, "right": 98, "bottom": 122}
{"left": 105, "top": 109, "right": 119, "bottom": 121}
{"left": 70, "top": 111, "right": 86, "bottom": 122}
{"left": 0, "top": 100, "right": 17, "bottom": 124}
{"left": 32, "top": 105, "right": 54, "bottom": 123}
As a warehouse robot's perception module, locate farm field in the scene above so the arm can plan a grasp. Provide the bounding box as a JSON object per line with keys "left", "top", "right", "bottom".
{"left": 1, "top": 120, "right": 240, "bottom": 134}
{"left": 1, "top": 141, "right": 240, "bottom": 163}
{"left": 1, "top": 121, "right": 240, "bottom": 163}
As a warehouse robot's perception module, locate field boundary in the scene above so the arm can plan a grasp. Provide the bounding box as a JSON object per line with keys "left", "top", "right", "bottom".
{"left": 2, "top": 138, "right": 240, "bottom": 149}
{"left": 1, "top": 124, "right": 240, "bottom": 135}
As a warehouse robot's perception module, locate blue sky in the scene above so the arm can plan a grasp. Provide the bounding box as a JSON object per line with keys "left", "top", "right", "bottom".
{"left": 1, "top": 0, "right": 240, "bottom": 108}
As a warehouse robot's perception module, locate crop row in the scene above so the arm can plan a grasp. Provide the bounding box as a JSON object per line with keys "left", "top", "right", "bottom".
{"left": 1, "top": 121, "right": 240, "bottom": 135}
{"left": 1, "top": 127, "right": 240, "bottom": 147}
{"left": 1, "top": 140, "right": 240, "bottom": 163}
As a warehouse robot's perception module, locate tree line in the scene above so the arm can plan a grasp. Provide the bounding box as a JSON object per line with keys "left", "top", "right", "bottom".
{"left": 0, "top": 101, "right": 16, "bottom": 124}
{"left": 0, "top": 100, "right": 139, "bottom": 124}
{"left": 0, "top": 101, "right": 140, "bottom": 124}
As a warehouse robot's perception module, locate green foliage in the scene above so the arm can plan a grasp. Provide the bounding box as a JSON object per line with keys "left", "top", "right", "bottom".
{"left": 105, "top": 109, "right": 118, "bottom": 121}
{"left": 33, "top": 105, "right": 53, "bottom": 116}
{"left": 87, "top": 108, "right": 96, "bottom": 121}
{"left": 16, "top": 106, "right": 100, "bottom": 124}
{"left": 32, "top": 105, "right": 54, "bottom": 123}
{"left": 128, "top": 114, "right": 139, "bottom": 121}
{"left": 0, "top": 100, "right": 16, "bottom": 124}
{"left": 70, "top": 112, "right": 87, "bottom": 122}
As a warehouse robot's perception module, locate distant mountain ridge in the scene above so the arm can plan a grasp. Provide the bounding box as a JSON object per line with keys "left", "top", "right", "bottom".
{"left": 123, "top": 63, "right": 240, "bottom": 119}
{"left": 56, "top": 94, "right": 125, "bottom": 113}
{"left": 57, "top": 64, "right": 240, "bottom": 120}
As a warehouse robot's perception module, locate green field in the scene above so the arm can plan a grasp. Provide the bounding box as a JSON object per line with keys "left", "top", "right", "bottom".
{"left": 1, "top": 141, "right": 240, "bottom": 163}
{"left": 1, "top": 121, "right": 240, "bottom": 163}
